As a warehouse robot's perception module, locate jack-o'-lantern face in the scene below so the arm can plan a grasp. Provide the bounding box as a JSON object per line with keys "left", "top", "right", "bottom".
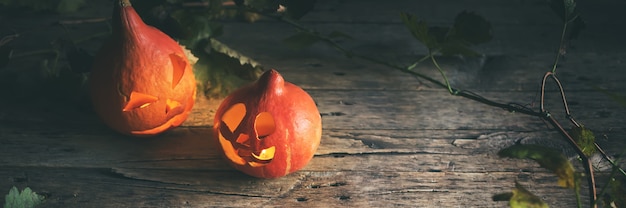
{"left": 218, "top": 103, "right": 277, "bottom": 167}
{"left": 213, "top": 69, "right": 321, "bottom": 178}
{"left": 89, "top": 1, "right": 196, "bottom": 137}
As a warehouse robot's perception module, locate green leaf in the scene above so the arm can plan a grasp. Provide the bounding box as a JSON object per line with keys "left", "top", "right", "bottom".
{"left": 498, "top": 144, "right": 576, "bottom": 188}
{"left": 283, "top": 31, "right": 322, "bottom": 50}
{"left": 401, "top": 11, "right": 490, "bottom": 56}
{"left": 400, "top": 12, "right": 439, "bottom": 50}
{"left": 209, "top": 39, "right": 261, "bottom": 69}
{"left": 548, "top": 0, "right": 586, "bottom": 41}
{"left": 4, "top": 186, "right": 45, "bottom": 208}
{"left": 56, "top": 0, "right": 85, "bottom": 13}
{"left": 549, "top": 0, "right": 578, "bottom": 22}
{"left": 193, "top": 39, "right": 263, "bottom": 98}
{"left": 170, "top": 10, "right": 221, "bottom": 49}
{"left": 510, "top": 181, "right": 550, "bottom": 208}
{"left": 439, "top": 38, "right": 479, "bottom": 56}
{"left": 568, "top": 126, "right": 596, "bottom": 157}
{"left": 452, "top": 11, "right": 492, "bottom": 45}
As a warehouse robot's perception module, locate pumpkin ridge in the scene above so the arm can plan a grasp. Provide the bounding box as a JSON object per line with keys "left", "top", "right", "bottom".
{"left": 213, "top": 69, "right": 320, "bottom": 178}
{"left": 89, "top": 0, "right": 196, "bottom": 137}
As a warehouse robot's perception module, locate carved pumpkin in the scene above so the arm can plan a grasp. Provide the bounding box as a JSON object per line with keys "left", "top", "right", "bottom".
{"left": 213, "top": 69, "right": 321, "bottom": 178}
{"left": 89, "top": 0, "right": 196, "bottom": 136}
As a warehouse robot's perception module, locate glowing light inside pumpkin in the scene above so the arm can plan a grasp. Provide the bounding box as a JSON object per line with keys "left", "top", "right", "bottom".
{"left": 169, "top": 53, "right": 186, "bottom": 89}
{"left": 222, "top": 103, "right": 246, "bottom": 132}
{"left": 252, "top": 146, "right": 275, "bottom": 161}
{"left": 165, "top": 99, "right": 181, "bottom": 114}
{"left": 255, "top": 112, "right": 275, "bottom": 139}
{"left": 218, "top": 103, "right": 277, "bottom": 167}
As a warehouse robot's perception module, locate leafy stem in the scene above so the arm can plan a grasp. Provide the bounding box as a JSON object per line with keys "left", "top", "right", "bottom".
{"left": 407, "top": 51, "right": 436, "bottom": 71}
{"left": 249, "top": 1, "right": 622, "bottom": 207}
{"left": 428, "top": 49, "right": 455, "bottom": 94}
{"left": 260, "top": 10, "right": 541, "bottom": 116}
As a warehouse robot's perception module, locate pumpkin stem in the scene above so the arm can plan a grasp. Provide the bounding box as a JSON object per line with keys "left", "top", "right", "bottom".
{"left": 111, "top": 0, "right": 134, "bottom": 35}
{"left": 257, "top": 69, "right": 285, "bottom": 95}
{"left": 120, "top": 0, "right": 132, "bottom": 7}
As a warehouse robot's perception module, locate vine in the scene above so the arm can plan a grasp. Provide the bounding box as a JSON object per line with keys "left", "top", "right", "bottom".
{"left": 240, "top": 0, "right": 624, "bottom": 207}
{"left": 0, "top": 0, "right": 624, "bottom": 207}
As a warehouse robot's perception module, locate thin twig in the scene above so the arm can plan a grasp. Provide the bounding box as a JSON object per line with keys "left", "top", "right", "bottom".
{"left": 542, "top": 105, "right": 597, "bottom": 207}
{"left": 551, "top": 21, "right": 568, "bottom": 73}
{"left": 429, "top": 50, "right": 456, "bottom": 94}
{"left": 595, "top": 143, "right": 626, "bottom": 176}
{"left": 254, "top": 7, "right": 610, "bottom": 207}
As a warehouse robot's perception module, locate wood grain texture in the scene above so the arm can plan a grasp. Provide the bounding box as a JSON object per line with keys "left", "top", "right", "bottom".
{"left": 1, "top": 0, "right": 625, "bottom": 207}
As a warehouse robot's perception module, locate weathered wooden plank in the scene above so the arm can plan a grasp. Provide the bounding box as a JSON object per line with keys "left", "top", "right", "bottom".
{"left": 4, "top": 89, "right": 622, "bottom": 132}
{"left": 0, "top": 166, "right": 592, "bottom": 207}
{"left": 1, "top": 1, "right": 624, "bottom": 207}
{"left": 0, "top": 166, "right": 275, "bottom": 208}
{"left": 1, "top": 91, "right": 624, "bottom": 168}
{"left": 268, "top": 171, "right": 584, "bottom": 208}
{"left": 308, "top": 90, "right": 625, "bottom": 131}
{"left": 2, "top": 122, "right": 622, "bottom": 173}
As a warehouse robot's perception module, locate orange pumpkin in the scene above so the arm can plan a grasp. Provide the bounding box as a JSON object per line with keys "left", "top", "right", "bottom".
{"left": 89, "top": 0, "right": 196, "bottom": 136}
{"left": 213, "top": 69, "right": 321, "bottom": 178}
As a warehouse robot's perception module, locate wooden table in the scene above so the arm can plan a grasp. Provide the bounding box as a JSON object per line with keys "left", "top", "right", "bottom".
{"left": 1, "top": 0, "right": 625, "bottom": 207}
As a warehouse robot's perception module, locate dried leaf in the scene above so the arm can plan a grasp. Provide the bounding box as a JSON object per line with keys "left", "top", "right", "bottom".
{"left": 209, "top": 39, "right": 260, "bottom": 69}
{"left": 193, "top": 39, "right": 262, "bottom": 98}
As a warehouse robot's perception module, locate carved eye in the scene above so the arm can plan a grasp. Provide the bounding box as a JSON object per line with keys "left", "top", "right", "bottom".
{"left": 122, "top": 91, "right": 158, "bottom": 111}
{"left": 218, "top": 103, "right": 277, "bottom": 167}
{"left": 87, "top": 1, "right": 197, "bottom": 137}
